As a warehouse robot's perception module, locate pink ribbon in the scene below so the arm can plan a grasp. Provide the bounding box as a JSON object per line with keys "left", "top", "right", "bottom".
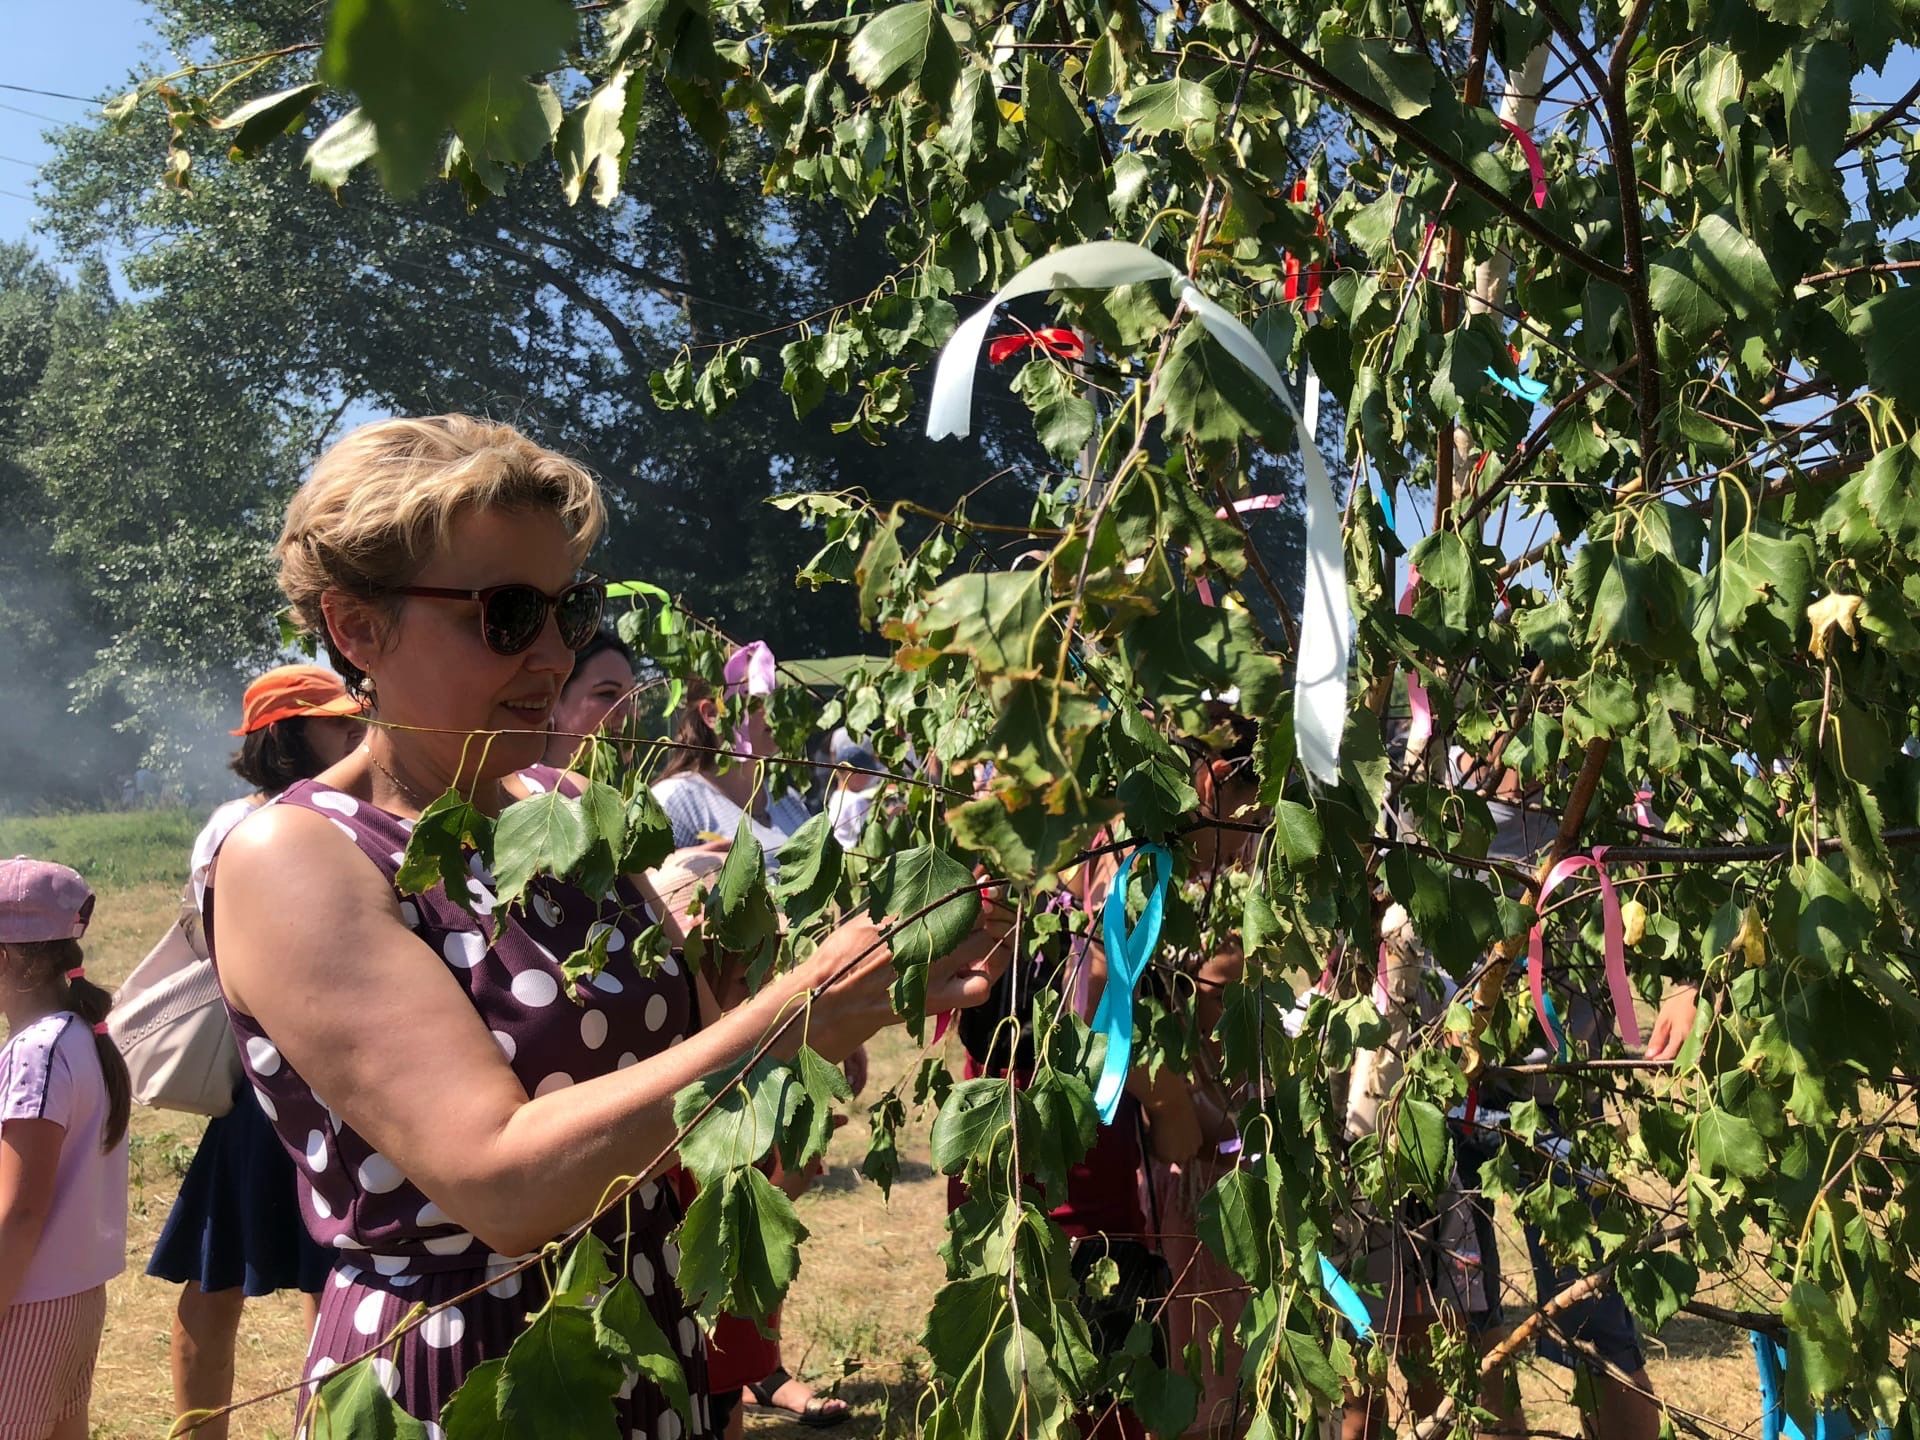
{"left": 1196, "top": 494, "right": 1289, "bottom": 607}
{"left": 1397, "top": 566, "right": 1433, "bottom": 759}
{"left": 723, "top": 641, "right": 777, "bottom": 699}
{"left": 1499, "top": 119, "right": 1547, "bottom": 209}
{"left": 1526, "top": 846, "right": 1641, "bottom": 1053}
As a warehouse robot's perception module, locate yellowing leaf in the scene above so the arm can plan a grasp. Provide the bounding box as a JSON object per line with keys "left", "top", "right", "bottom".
{"left": 1620, "top": 897, "right": 1648, "bottom": 948}
{"left": 1806, "top": 591, "right": 1863, "bottom": 661}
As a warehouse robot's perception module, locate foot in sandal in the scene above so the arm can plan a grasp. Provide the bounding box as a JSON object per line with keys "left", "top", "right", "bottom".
{"left": 742, "top": 1367, "right": 852, "bottom": 1428}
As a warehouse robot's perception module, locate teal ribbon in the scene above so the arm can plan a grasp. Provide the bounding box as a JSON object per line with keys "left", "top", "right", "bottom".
{"left": 1484, "top": 366, "right": 1549, "bottom": 403}
{"left": 1090, "top": 843, "right": 1172, "bottom": 1124}
{"left": 1318, "top": 1255, "right": 1376, "bottom": 1341}
{"left": 1542, "top": 988, "right": 1571, "bottom": 1063}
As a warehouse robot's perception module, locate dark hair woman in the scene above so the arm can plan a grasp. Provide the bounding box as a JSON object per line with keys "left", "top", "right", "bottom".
{"left": 147, "top": 664, "right": 364, "bottom": 1440}
{"left": 543, "top": 630, "right": 639, "bottom": 770}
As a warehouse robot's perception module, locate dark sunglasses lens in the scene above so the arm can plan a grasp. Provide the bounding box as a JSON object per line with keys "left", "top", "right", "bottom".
{"left": 556, "top": 584, "right": 605, "bottom": 651}
{"left": 482, "top": 586, "right": 548, "bottom": 655}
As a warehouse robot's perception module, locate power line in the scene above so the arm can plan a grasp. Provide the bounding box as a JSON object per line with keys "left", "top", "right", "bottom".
{"left": 0, "top": 82, "right": 101, "bottom": 106}
{"left": 0, "top": 100, "right": 64, "bottom": 125}
{"left": 0, "top": 154, "right": 41, "bottom": 169}
{"left": 0, "top": 187, "right": 36, "bottom": 203}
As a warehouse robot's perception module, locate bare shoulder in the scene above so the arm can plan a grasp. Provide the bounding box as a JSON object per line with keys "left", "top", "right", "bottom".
{"left": 215, "top": 801, "right": 377, "bottom": 891}
{"left": 213, "top": 803, "right": 400, "bottom": 962}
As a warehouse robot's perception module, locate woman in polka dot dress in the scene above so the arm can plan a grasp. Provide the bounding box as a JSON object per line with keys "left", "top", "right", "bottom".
{"left": 204, "top": 416, "right": 1011, "bottom": 1432}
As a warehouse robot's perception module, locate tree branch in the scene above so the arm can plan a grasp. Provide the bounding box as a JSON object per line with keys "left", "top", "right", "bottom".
{"left": 1844, "top": 72, "right": 1920, "bottom": 153}
{"left": 469, "top": 231, "right": 652, "bottom": 377}
{"left": 1800, "top": 258, "right": 1920, "bottom": 287}
{"left": 1218, "top": 0, "right": 1629, "bottom": 288}
{"left": 1601, "top": 0, "right": 1663, "bottom": 466}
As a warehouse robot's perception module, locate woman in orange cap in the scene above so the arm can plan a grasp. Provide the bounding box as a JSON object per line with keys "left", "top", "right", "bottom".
{"left": 146, "top": 665, "right": 363, "bottom": 1440}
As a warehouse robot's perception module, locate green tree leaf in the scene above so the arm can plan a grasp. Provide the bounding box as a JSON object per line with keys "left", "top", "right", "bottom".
{"left": 674, "top": 1165, "right": 809, "bottom": 1321}
{"left": 1695, "top": 1107, "right": 1767, "bottom": 1181}
{"left": 395, "top": 787, "right": 496, "bottom": 914}
{"left": 493, "top": 790, "right": 590, "bottom": 913}
{"left": 773, "top": 810, "right": 845, "bottom": 922}
{"left": 496, "top": 1305, "right": 625, "bottom": 1437}
{"left": 1115, "top": 78, "right": 1219, "bottom": 134}
{"left": 556, "top": 69, "right": 647, "bottom": 206}
{"left": 868, "top": 842, "right": 981, "bottom": 1026}
{"left": 593, "top": 1277, "right": 693, "bottom": 1430}
{"left": 1321, "top": 35, "right": 1434, "bottom": 119}
{"left": 305, "top": 106, "right": 380, "bottom": 188}
{"left": 847, "top": 2, "right": 961, "bottom": 105}
{"left": 673, "top": 1055, "right": 785, "bottom": 1186}
{"left": 308, "top": 1360, "right": 433, "bottom": 1439}
{"left": 929, "top": 1076, "right": 1010, "bottom": 1175}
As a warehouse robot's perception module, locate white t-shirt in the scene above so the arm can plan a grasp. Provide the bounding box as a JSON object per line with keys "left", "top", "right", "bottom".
{"left": 0, "top": 1013, "right": 129, "bottom": 1301}
{"left": 190, "top": 796, "right": 264, "bottom": 911}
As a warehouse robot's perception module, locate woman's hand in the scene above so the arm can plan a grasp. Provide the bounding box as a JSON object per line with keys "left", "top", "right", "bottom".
{"left": 925, "top": 892, "right": 1015, "bottom": 1012}
{"left": 797, "top": 885, "right": 1014, "bottom": 1055}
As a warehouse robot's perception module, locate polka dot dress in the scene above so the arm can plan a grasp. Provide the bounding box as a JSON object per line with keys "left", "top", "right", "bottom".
{"left": 208, "top": 768, "right": 712, "bottom": 1435}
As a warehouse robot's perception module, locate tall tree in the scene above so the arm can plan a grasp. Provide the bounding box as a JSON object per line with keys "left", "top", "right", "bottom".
{"left": 34, "top": 0, "right": 1048, "bottom": 671}
{"left": 101, "top": 0, "right": 1920, "bottom": 1435}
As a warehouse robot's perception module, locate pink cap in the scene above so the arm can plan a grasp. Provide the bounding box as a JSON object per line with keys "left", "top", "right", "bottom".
{"left": 0, "top": 856, "right": 95, "bottom": 944}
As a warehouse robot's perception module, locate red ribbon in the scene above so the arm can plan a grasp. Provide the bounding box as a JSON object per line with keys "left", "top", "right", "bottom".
{"left": 1280, "top": 179, "right": 1325, "bottom": 312}
{"left": 987, "top": 327, "right": 1086, "bottom": 365}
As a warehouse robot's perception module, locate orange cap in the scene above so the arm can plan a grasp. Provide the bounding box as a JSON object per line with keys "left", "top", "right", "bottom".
{"left": 231, "top": 665, "right": 362, "bottom": 736}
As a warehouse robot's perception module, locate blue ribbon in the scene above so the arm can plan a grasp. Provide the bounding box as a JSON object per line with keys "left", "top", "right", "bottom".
{"left": 1318, "top": 1254, "right": 1376, "bottom": 1342}
{"left": 1369, "top": 475, "right": 1397, "bottom": 535}
{"left": 1751, "top": 1331, "right": 1890, "bottom": 1440}
{"left": 1484, "top": 366, "right": 1548, "bottom": 403}
{"left": 1090, "top": 843, "right": 1172, "bottom": 1124}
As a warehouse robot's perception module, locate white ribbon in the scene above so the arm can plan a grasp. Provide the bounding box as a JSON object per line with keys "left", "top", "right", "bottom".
{"left": 925, "top": 241, "right": 1349, "bottom": 785}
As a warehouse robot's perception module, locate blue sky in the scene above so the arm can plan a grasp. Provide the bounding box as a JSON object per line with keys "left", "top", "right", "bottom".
{"left": 0, "top": 0, "right": 159, "bottom": 247}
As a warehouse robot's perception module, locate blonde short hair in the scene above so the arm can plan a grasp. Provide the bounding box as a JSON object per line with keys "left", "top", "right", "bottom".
{"left": 277, "top": 415, "right": 607, "bottom": 688}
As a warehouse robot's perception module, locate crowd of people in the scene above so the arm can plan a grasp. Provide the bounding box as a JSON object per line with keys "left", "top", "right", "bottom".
{"left": 0, "top": 414, "right": 1700, "bottom": 1440}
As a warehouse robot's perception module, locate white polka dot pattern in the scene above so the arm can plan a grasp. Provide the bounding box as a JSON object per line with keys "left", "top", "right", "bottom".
{"left": 221, "top": 773, "right": 705, "bottom": 1436}
{"left": 509, "top": 968, "right": 559, "bottom": 1008}
{"left": 580, "top": 1009, "right": 609, "bottom": 1049}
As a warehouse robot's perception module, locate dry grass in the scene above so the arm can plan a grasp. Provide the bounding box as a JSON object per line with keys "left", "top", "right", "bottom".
{"left": 3, "top": 837, "right": 1761, "bottom": 1439}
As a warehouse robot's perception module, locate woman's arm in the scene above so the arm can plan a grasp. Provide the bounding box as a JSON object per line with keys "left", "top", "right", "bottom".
{"left": 0, "top": 1119, "right": 63, "bottom": 1315}
{"left": 216, "top": 806, "right": 1004, "bottom": 1258}
{"left": 1127, "top": 1064, "right": 1202, "bottom": 1165}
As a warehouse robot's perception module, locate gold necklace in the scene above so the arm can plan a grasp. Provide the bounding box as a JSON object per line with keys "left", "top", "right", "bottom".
{"left": 361, "top": 745, "right": 436, "bottom": 811}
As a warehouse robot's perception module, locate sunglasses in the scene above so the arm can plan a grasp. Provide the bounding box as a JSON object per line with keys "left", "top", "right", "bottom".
{"left": 395, "top": 579, "right": 607, "bottom": 657}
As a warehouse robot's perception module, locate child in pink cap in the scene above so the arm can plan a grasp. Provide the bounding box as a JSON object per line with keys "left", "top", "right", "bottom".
{"left": 0, "top": 856, "right": 130, "bottom": 1440}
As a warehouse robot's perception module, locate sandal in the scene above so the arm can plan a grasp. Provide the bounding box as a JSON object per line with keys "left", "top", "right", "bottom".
{"left": 743, "top": 1367, "right": 853, "bottom": 1428}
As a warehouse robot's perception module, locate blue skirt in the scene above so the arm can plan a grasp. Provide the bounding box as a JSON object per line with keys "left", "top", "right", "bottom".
{"left": 147, "top": 1083, "right": 331, "bottom": 1296}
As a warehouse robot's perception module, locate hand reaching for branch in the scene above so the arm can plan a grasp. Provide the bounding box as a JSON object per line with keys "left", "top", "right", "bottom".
{"left": 1643, "top": 984, "right": 1699, "bottom": 1062}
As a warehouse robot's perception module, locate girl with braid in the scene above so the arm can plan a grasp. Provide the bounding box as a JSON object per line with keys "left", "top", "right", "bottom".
{"left": 0, "top": 857, "right": 130, "bottom": 1440}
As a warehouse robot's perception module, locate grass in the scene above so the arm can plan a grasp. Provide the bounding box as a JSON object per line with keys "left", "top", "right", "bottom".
{"left": 0, "top": 809, "right": 203, "bottom": 888}
{"left": 1, "top": 820, "right": 1763, "bottom": 1438}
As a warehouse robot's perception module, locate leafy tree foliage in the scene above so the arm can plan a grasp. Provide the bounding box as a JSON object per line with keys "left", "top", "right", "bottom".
{"left": 117, "top": 0, "right": 1920, "bottom": 1434}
